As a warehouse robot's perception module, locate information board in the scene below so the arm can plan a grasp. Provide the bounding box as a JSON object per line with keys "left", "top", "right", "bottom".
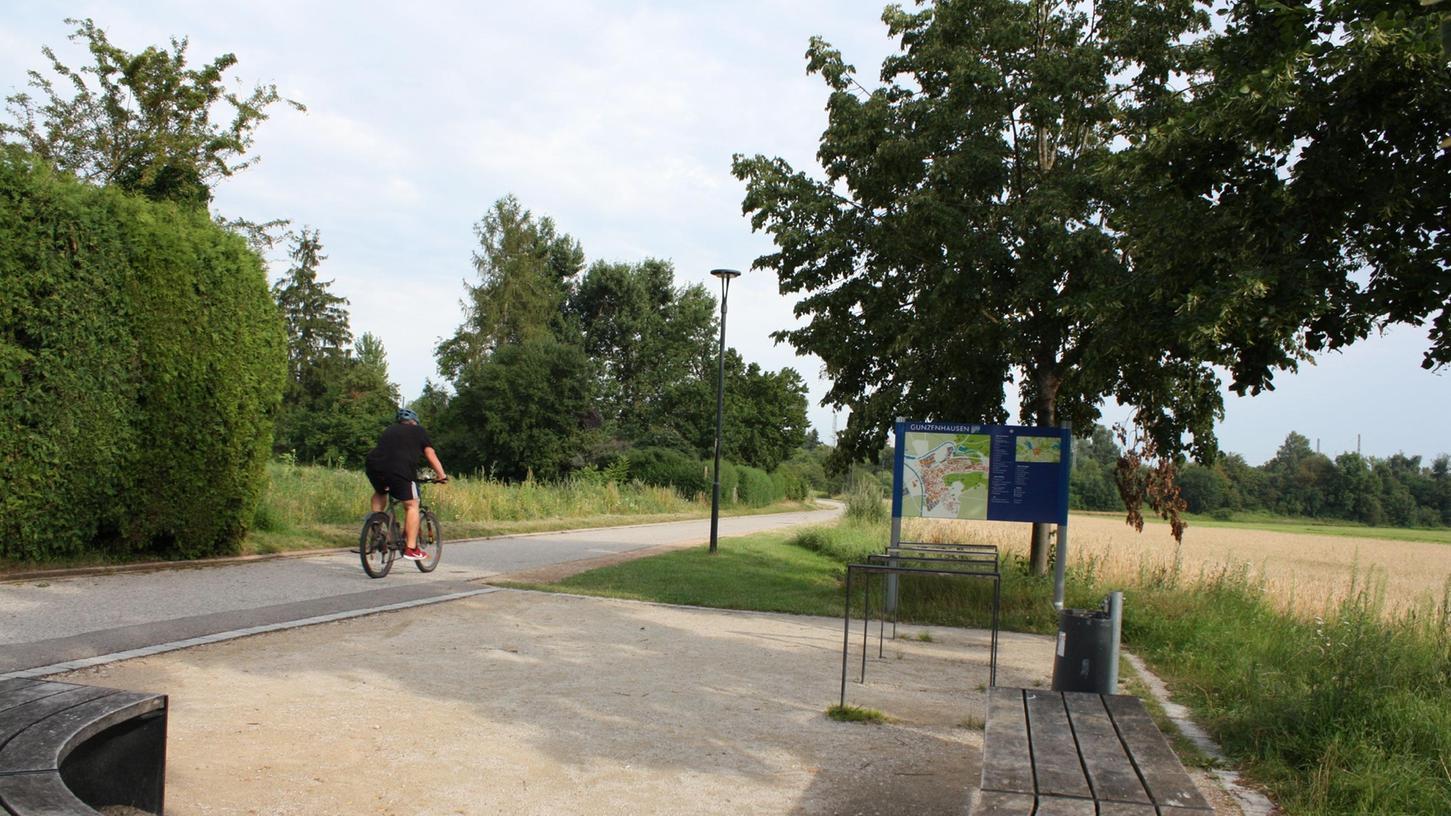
{"left": 891, "top": 420, "right": 1071, "bottom": 525}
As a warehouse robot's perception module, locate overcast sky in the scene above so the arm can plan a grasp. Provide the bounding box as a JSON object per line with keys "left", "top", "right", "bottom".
{"left": 4, "top": 1, "right": 1446, "bottom": 466}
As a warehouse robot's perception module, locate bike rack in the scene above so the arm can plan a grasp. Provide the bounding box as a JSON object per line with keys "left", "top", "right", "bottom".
{"left": 838, "top": 557, "right": 1002, "bottom": 709}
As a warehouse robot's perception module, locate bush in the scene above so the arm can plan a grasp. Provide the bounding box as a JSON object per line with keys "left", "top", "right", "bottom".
{"left": 773, "top": 463, "right": 811, "bottom": 501}
{"left": 627, "top": 447, "right": 710, "bottom": 498}
{"left": 0, "top": 149, "right": 286, "bottom": 560}
{"left": 737, "top": 465, "right": 782, "bottom": 507}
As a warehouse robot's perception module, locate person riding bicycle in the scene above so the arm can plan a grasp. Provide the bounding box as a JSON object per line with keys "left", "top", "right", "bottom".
{"left": 365, "top": 408, "right": 448, "bottom": 561}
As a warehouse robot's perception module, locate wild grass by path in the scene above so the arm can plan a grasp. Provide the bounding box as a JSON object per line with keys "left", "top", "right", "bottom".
{"left": 518, "top": 518, "right": 1451, "bottom": 816}
{"left": 244, "top": 461, "right": 819, "bottom": 556}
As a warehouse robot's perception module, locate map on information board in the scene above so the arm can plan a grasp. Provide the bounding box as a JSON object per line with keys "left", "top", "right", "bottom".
{"left": 892, "top": 421, "right": 1071, "bottom": 525}
{"left": 899, "top": 432, "right": 993, "bottom": 519}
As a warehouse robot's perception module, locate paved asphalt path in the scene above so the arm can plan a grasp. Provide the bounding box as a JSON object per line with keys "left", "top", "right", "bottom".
{"left": 0, "top": 506, "right": 842, "bottom": 677}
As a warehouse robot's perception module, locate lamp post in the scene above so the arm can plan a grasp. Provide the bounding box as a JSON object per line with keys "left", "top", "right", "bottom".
{"left": 708, "top": 268, "right": 740, "bottom": 555}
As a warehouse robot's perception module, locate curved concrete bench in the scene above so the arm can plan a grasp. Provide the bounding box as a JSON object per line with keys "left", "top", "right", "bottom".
{"left": 0, "top": 678, "right": 166, "bottom": 815}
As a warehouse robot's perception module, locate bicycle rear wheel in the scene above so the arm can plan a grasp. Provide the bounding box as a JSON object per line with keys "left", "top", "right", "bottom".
{"left": 415, "top": 510, "right": 442, "bottom": 572}
{"left": 359, "top": 512, "right": 394, "bottom": 578}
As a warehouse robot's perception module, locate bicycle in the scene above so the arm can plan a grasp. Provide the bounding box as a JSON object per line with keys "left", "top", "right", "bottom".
{"left": 358, "top": 477, "right": 444, "bottom": 578}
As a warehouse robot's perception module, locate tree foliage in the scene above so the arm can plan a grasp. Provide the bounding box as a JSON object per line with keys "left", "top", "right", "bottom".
{"left": 734, "top": 0, "right": 1223, "bottom": 471}
{"left": 0, "top": 18, "right": 303, "bottom": 208}
{"left": 1079, "top": 426, "right": 1451, "bottom": 528}
{"left": 1118, "top": 0, "right": 1451, "bottom": 387}
{"left": 431, "top": 195, "right": 812, "bottom": 485}
{"left": 439, "top": 337, "right": 598, "bottom": 481}
{"left": 569, "top": 258, "right": 716, "bottom": 439}
{"left": 436, "top": 195, "right": 586, "bottom": 379}
{"left": 272, "top": 228, "right": 350, "bottom": 387}
{"left": 270, "top": 230, "right": 398, "bottom": 466}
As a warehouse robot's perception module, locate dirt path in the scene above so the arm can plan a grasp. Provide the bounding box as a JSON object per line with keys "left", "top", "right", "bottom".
{"left": 63, "top": 590, "right": 1054, "bottom": 815}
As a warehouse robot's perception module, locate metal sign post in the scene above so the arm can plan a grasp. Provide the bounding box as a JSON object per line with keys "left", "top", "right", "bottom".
{"left": 887, "top": 418, "right": 906, "bottom": 614}
{"left": 1052, "top": 422, "right": 1072, "bottom": 610}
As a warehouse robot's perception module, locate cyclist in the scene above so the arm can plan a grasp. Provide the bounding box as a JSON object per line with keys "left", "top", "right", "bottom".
{"left": 365, "top": 408, "right": 449, "bottom": 560}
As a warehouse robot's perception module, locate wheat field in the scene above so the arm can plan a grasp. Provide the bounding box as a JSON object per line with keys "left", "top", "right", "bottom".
{"left": 902, "top": 514, "right": 1451, "bottom": 618}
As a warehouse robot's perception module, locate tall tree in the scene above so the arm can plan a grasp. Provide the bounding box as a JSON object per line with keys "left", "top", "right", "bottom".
{"left": 1, "top": 18, "right": 303, "bottom": 208}
{"left": 436, "top": 195, "right": 586, "bottom": 379}
{"left": 657, "top": 350, "right": 811, "bottom": 470}
{"left": 289, "top": 333, "right": 400, "bottom": 466}
{"left": 272, "top": 228, "right": 351, "bottom": 390}
{"left": 734, "top": 0, "right": 1215, "bottom": 569}
{"left": 271, "top": 231, "right": 398, "bottom": 465}
{"left": 570, "top": 258, "right": 717, "bottom": 438}
{"left": 439, "top": 337, "right": 597, "bottom": 480}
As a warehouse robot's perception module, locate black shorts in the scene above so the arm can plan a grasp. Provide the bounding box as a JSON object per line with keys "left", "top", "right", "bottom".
{"left": 365, "top": 468, "right": 418, "bottom": 502}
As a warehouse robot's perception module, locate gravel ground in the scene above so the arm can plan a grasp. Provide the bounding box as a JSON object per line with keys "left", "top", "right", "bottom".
{"left": 64, "top": 590, "right": 1239, "bottom": 815}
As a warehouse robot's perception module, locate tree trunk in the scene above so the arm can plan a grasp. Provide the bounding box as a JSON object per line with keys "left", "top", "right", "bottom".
{"left": 1027, "top": 370, "right": 1060, "bottom": 576}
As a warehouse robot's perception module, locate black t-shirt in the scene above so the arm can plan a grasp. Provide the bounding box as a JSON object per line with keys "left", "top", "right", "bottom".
{"left": 365, "top": 422, "right": 433, "bottom": 477}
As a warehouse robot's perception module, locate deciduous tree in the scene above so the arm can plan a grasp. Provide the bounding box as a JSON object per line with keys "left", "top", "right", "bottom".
{"left": 734, "top": 0, "right": 1215, "bottom": 568}
{"left": 1, "top": 18, "right": 302, "bottom": 208}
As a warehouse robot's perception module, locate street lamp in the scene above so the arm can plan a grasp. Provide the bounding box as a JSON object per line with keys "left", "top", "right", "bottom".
{"left": 708, "top": 268, "right": 741, "bottom": 555}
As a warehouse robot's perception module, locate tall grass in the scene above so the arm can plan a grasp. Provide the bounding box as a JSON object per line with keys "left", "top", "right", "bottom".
{"left": 255, "top": 461, "right": 697, "bottom": 531}
{"left": 1128, "top": 572, "right": 1451, "bottom": 815}
{"left": 843, "top": 480, "right": 887, "bottom": 524}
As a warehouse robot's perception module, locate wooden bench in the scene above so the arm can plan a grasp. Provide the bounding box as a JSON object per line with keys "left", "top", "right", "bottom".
{"left": 0, "top": 677, "right": 167, "bottom": 815}
{"left": 975, "top": 687, "right": 1212, "bottom": 816}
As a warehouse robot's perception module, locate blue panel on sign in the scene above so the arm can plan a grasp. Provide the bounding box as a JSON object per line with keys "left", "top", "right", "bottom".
{"left": 893, "top": 421, "right": 1070, "bottom": 525}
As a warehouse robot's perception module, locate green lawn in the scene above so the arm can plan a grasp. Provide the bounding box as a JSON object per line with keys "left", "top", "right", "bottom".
{"left": 503, "top": 532, "right": 851, "bottom": 616}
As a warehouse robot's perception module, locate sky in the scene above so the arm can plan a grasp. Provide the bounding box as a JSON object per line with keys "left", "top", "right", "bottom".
{"left": 3, "top": 1, "right": 1446, "bottom": 467}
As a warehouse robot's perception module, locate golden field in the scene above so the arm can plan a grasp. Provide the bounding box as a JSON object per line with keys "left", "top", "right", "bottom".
{"left": 902, "top": 514, "right": 1451, "bottom": 618}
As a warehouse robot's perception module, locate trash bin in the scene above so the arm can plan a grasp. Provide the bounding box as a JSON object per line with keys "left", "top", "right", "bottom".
{"left": 1051, "top": 606, "right": 1116, "bottom": 693}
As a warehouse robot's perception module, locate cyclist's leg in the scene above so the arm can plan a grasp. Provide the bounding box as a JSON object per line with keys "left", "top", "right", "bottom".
{"left": 401, "top": 498, "right": 421, "bottom": 550}
{"left": 364, "top": 467, "right": 391, "bottom": 513}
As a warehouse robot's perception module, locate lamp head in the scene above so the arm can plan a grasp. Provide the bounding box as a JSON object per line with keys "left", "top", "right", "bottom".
{"left": 710, "top": 268, "right": 741, "bottom": 281}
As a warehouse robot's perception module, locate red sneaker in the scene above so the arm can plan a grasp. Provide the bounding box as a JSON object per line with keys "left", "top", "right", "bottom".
{"left": 402, "top": 547, "right": 426, "bottom": 561}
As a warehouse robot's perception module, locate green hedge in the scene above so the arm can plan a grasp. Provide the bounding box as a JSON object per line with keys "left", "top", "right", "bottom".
{"left": 0, "top": 149, "right": 286, "bottom": 560}
{"left": 626, "top": 446, "right": 753, "bottom": 503}
{"left": 737, "top": 465, "right": 783, "bottom": 507}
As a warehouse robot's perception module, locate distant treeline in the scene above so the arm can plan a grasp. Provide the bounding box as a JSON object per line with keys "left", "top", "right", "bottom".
{"left": 1070, "top": 427, "right": 1451, "bottom": 528}
{"left": 272, "top": 196, "right": 814, "bottom": 501}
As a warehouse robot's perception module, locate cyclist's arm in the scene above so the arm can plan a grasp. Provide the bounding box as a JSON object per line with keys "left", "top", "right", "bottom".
{"left": 423, "top": 446, "right": 448, "bottom": 482}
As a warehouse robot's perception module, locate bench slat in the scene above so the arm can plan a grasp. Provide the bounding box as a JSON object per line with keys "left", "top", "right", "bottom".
{"left": 1062, "top": 691, "right": 1151, "bottom": 804}
{"left": 1033, "top": 795, "right": 1096, "bottom": 816}
{"left": 0, "top": 681, "right": 78, "bottom": 716}
{"left": 981, "top": 688, "right": 1035, "bottom": 795}
{"left": 0, "top": 692, "right": 164, "bottom": 773}
{"left": 1023, "top": 689, "right": 1092, "bottom": 799}
{"left": 1097, "top": 801, "right": 1159, "bottom": 816}
{"left": 0, "top": 688, "right": 114, "bottom": 754}
{"left": 972, "top": 789, "right": 1035, "bottom": 816}
{"left": 1102, "top": 695, "right": 1213, "bottom": 813}
{"left": 0, "top": 771, "right": 98, "bottom": 816}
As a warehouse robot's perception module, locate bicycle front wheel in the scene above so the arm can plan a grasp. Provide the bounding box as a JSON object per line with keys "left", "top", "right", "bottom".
{"left": 359, "top": 512, "right": 394, "bottom": 578}
{"left": 415, "top": 510, "right": 442, "bottom": 572}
